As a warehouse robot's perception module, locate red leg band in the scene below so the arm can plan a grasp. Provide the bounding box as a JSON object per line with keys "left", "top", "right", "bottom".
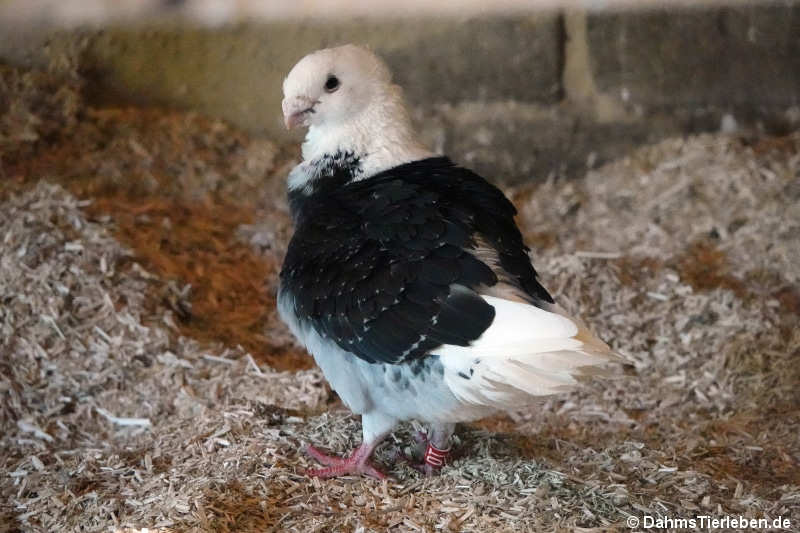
{"left": 423, "top": 442, "right": 450, "bottom": 468}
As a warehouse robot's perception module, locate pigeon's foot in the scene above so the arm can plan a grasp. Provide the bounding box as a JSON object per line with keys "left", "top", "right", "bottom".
{"left": 304, "top": 442, "right": 386, "bottom": 479}
{"left": 395, "top": 432, "right": 450, "bottom": 477}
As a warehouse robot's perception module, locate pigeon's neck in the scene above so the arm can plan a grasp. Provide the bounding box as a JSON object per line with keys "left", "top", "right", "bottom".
{"left": 296, "top": 86, "right": 433, "bottom": 186}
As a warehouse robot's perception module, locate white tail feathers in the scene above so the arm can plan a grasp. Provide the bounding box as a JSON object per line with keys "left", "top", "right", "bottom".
{"left": 439, "top": 296, "right": 622, "bottom": 409}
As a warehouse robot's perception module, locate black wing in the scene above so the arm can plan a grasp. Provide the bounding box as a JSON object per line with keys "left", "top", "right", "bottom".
{"left": 280, "top": 157, "right": 552, "bottom": 365}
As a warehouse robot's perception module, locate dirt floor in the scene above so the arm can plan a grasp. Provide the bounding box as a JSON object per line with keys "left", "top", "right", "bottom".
{"left": 1, "top": 63, "right": 799, "bottom": 532}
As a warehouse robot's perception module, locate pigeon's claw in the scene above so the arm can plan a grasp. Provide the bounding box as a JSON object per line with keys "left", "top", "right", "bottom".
{"left": 404, "top": 458, "right": 440, "bottom": 477}
{"left": 303, "top": 443, "right": 386, "bottom": 479}
{"left": 304, "top": 444, "right": 345, "bottom": 467}
{"left": 394, "top": 432, "right": 450, "bottom": 477}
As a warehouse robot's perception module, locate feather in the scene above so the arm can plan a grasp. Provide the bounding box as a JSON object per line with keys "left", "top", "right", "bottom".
{"left": 438, "top": 296, "right": 622, "bottom": 408}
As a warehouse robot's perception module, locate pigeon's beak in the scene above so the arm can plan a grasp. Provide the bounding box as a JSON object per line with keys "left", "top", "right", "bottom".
{"left": 282, "top": 96, "right": 316, "bottom": 130}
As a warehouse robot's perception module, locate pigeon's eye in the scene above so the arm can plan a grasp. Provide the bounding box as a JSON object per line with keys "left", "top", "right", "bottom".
{"left": 324, "top": 75, "right": 340, "bottom": 93}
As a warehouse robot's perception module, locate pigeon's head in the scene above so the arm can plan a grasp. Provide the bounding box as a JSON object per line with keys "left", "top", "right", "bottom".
{"left": 282, "top": 44, "right": 393, "bottom": 131}
{"left": 282, "top": 44, "right": 431, "bottom": 176}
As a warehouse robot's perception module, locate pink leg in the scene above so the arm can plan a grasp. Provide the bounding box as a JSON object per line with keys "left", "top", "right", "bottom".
{"left": 304, "top": 441, "right": 386, "bottom": 479}
{"left": 395, "top": 425, "right": 454, "bottom": 476}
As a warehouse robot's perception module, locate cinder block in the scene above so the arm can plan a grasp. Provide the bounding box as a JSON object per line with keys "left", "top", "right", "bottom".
{"left": 587, "top": 5, "right": 800, "bottom": 109}
{"left": 0, "top": 17, "right": 561, "bottom": 140}
{"left": 383, "top": 17, "right": 561, "bottom": 105}
{"left": 424, "top": 103, "right": 667, "bottom": 185}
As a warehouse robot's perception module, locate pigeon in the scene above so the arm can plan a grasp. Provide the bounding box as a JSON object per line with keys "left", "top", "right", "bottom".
{"left": 278, "top": 44, "right": 620, "bottom": 479}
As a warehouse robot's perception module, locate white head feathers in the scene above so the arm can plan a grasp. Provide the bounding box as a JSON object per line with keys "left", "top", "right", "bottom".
{"left": 282, "top": 44, "right": 432, "bottom": 181}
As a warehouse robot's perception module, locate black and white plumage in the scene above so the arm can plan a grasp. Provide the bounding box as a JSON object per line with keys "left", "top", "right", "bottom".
{"left": 278, "top": 44, "right": 620, "bottom": 478}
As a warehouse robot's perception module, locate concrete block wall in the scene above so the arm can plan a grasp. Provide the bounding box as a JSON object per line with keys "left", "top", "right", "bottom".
{"left": 587, "top": 6, "right": 800, "bottom": 110}
{"left": 1, "top": 3, "right": 798, "bottom": 183}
